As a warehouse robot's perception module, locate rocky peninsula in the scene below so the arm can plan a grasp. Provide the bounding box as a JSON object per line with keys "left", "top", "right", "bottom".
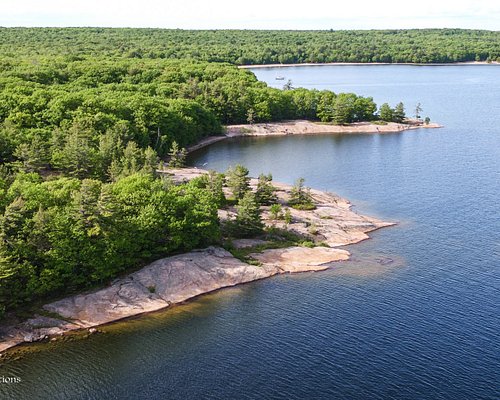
{"left": 225, "top": 119, "right": 441, "bottom": 137}
{"left": 0, "top": 169, "right": 393, "bottom": 354}
{"left": 187, "top": 119, "right": 442, "bottom": 154}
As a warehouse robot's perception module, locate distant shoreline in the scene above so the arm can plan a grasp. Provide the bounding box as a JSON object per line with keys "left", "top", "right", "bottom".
{"left": 240, "top": 61, "right": 500, "bottom": 69}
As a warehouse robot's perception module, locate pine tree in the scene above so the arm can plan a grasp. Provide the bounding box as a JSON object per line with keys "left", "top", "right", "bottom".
{"left": 255, "top": 173, "right": 278, "bottom": 205}
{"left": 120, "top": 141, "right": 143, "bottom": 177}
{"left": 142, "top": 146, "right": 159, "bottom": 177}
{"left": 288, "top": 178, "right": 315, "bottom": 210}
{"left": 332, "top": 94, "right": 353, "bottom": 125}
{"left": 13, "top": 135, "right": 50, "bottom": 173}
{"left": 52, "top": 130, "right": 97, "bottom": 179}
{"left": 204, "top": 170, "right": 226, "bottom": 207}
{"left": 234, "top": 191, "right": 264, "bottom": 237}
{"left": 168, "top": 141, "right": 187, "bottom": 168}
{"left": 393, "top": 102, "right": 406, "bottom": 122}
{"left": 226, "top": 164, "right": 250, "bottom": 200}
{"left": 414, "top": 103, "right": 423, "bottom": 120}
{"left": 269, "top": 203, "right": 283, "bottom": 220}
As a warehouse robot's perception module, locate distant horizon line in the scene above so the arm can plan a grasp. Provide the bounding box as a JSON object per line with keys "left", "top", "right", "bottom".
{"left": 1, "top": 26, "right": 499, "bottom": 32}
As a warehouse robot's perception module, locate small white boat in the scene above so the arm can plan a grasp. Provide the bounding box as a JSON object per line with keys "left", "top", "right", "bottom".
{"left": 275, "top": 76, "right": 285, "bottom": 80}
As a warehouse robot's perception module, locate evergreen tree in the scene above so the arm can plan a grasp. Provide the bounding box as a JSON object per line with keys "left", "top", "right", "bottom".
{"left": 288, "top": 178, "right": 315, "bottom": 210}
{"left": 316, "top": 90, "right": 337, "bottom": 122}
{"left": 226, "top": 164, "right": 250, "bottom": 200}
{"left": 199, "top": 170, "right": 226, "bottom": 207}
{"left": 393, "top": 102, "right": 406, "bottom": 122}
{"left": 97, "top": 129, "right": 123, "bottom": 180}
{"left": 234, "top": 191, "right": 264, "bottom": 237}
{"left": 255, "top": 173, "right": 278, "bottom": 205}
{"left": 73, "top": 179, "right": 103, "bottom": 236}
{"left": 142, "top": 146, "right": 159, "bottom": 177}
{"left": 283, "top": 208, "right": 292, "bottom": 225}
{"left": 120, "top": 141, "right": 143, "bottom": 177}
{"left": 269, "top": 203, "right": 283, "bottom": 220}
{"left": 332, "top": 94, "right": 353, "bottom": 125}
{"left": 13, "top": 135, "right": 50, "bottom": 173}
{"left": 414, "top": 103, "right": 423, "bottom": 120}
{"left": 168, "top": 141, "right": 187, "bottom": 168}
{"left": 51, "top": 130, "right": 98, "bottom": 179}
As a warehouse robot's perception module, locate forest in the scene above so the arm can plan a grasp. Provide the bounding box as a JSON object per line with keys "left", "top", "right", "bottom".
{"left": 0, "top": 26, "right": 462, "bottom": 317}
{"left": 1, "top": 28, "right": 499, "bottom": 63}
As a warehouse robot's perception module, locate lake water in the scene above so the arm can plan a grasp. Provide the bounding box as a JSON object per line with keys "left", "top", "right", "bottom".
{"left": 1, "top": 65, "right": 499, "bottom": 400}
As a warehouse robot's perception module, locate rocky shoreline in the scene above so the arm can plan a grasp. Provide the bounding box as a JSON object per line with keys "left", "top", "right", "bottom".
{"left": 186, "top": 119, "right": 442, "bottom": 155}
{"left": 225, "top": 119, "right": 441, "bottom": 137}
{"left": 0, "top": 169, "right": 393, "bottom": 354}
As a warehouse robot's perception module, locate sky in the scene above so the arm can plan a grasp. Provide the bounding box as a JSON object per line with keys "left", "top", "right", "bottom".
{"left": 0, "top": 0, "right": 499, "bottom": 30}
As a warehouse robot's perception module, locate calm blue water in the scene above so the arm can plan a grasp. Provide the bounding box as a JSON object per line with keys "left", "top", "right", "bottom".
{"left": 1, "top": 65, "right": 499, "bottom": 400}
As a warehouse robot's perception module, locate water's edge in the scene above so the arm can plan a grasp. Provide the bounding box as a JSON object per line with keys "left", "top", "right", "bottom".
{"left": 0, "top": 171, "right": 392, "bottom": 355}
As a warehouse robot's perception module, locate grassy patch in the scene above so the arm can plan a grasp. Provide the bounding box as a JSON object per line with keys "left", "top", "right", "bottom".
{"left": 290, "top": 203, "right": 316, "bottom": 211}
{"left": 223, "top": 227, "right": 320, "bottom": 265}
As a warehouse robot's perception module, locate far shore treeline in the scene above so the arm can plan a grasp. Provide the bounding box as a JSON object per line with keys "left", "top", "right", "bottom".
{"left": 1, "top": 28, "right": 499, "bottom": 63}
{"left": 0, "top": 26, "right": 472, "bottom": 318}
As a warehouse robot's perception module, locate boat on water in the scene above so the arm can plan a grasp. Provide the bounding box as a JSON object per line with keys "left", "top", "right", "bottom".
{"left": 275, "top": 76, "right": 285, "bottom": 80}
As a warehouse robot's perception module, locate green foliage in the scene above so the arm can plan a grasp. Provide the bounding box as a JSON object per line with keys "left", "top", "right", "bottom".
{"left": 232, "top": 191, "right": 264, "bottom": 238}
{"left": 379, "top": 102, "right": 407, "bottom": 123}
{"left": 167, "top": 141, "right": 187, "bottom": 168}
{"left": 379, "top": 103, "right": 394, "bottom": 122}
{"left": 226, "top": 164, "right": 250, "bottom": 200}
{"left": 332, "top": 93, "right": 356, "bottom": 125}
{"left": 190, "top": 170, "right": 226, "bottom": 208}
{"left": 255, "top": 173, "right": 278, "bottom": 205}
{"left": 0, "top": 173, "right": 221, "bottom": 313}
{"left": 288, "top": 178, "right": 316, "bottom": 210}
{"left": 269, "top": 203, "right": 283, "bottom": 220}
{"left": 393, "top": 102, "right": 406, "bottom": 123}
{"left": 0, "top": 28, "right": 498, "bottom": 64}
{"left": 316, "top": 91, "right": 376, "bottom": 124}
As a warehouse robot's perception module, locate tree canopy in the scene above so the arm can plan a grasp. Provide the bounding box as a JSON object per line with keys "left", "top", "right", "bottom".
{"left": 1, "top": 28, "right": 499, "bottom": 64}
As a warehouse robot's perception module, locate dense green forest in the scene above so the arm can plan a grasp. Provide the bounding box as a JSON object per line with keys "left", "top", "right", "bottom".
{"left": 1, "top": 28, "right": 499, "bottom": 63}
{"left": 0, "top": 54, "right": 389, "bottom": 316}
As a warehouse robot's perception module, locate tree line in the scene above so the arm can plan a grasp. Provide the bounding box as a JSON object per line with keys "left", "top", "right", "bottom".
{"left": 0, "top": 57, "right": 399, "bottom": 181}
{"left": 1, "top": 28, "right": 499, "bottom": 64}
